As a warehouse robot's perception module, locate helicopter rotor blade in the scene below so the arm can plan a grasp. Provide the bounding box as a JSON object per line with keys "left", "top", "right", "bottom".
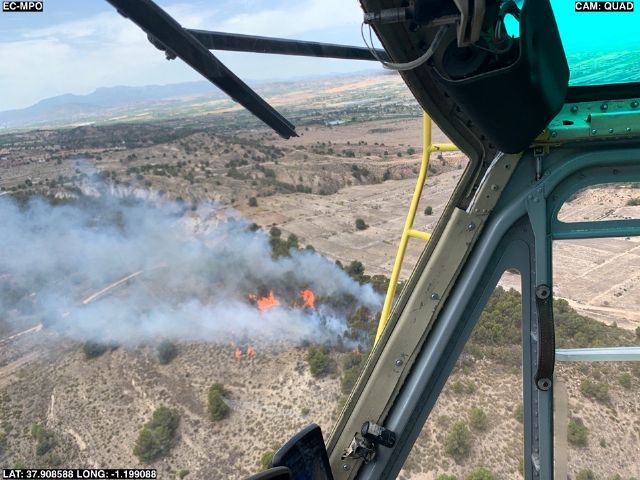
{"left": 105, "top": 0, "right": 297, "bottom": 138}
{"left": 185, "top": 29, "right": 389, "bottom": 62}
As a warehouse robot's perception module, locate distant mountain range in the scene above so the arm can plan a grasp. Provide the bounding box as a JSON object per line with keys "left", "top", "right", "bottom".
{"left": 0, "top": 81, "right": 224, "bottom": 130}
{"left": 0, "top": 70, "right": 382, "bottom": 131}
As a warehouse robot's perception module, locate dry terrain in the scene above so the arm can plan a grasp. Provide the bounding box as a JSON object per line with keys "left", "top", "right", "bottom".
{"left": 0, "top": 73, "right": 639, "bottom": 479}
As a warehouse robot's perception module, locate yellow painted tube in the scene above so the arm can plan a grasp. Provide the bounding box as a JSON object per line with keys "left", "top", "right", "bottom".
{"left": 430, "top": 143, "right": 457, "bottom": 152}
{"left": 375, "top": 113, "right": 433, "bottom": 343}
{"left": 407, "top": 229, "right": 431, "bottom": 241}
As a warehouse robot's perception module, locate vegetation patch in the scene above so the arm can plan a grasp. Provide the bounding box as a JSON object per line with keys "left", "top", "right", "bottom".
{"left": 133, "top": 406, "right": 180, "bottom": 463}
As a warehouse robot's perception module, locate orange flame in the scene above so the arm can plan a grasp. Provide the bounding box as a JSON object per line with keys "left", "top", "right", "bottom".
{"left": 234, "top": 348, "right": 243, "bottom": 360}
{"left": 247, "top": 345, "right": 256, "bottom": 358}
{"left": 249, "top": 291, "right": 280, "bottom": 311}
{"left": 300, "top": 289, "right": 316, "bottom": 309}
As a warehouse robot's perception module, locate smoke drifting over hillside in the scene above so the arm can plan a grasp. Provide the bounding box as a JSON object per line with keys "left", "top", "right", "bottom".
{"left": 0, "top": 193, "right": 381, "bottom": 345}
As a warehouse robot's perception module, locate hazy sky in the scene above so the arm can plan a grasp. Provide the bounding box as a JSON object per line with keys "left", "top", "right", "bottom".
{"left": 0, "top": 0, "right": 380, "bottom": 111}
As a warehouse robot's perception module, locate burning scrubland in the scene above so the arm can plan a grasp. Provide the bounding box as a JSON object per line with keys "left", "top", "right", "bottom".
{"left": 0, "top": 189, "right": 382, "bottom": 349}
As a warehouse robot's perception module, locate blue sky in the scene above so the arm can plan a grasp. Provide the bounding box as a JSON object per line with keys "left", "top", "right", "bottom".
{"left": 0, "top": 0, "right": 379, "bottom": 110}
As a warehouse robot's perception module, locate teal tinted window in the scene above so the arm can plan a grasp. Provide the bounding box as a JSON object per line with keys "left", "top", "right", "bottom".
{"left": 551, "top": 1, "right": 640, "bottom": 86}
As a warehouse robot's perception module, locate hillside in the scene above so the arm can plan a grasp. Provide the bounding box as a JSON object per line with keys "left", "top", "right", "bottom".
{"left": 0, "top": 73, "right": 639, "bottom": 479}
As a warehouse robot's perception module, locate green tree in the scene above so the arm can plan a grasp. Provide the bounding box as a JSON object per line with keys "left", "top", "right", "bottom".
{"left": 465, "top": 468, "right": 495, "bottom": 480}
{"left": 157, "top": 340, "right": 178, "bottom": 365}
{"left": 355, "top": 218, "right": 369, "bottom": 231}
{"left": 407, "top": 147, "right": 416, "bottom": 155}
{"left": 248, "top": 197, "right": 258, "bottom": 207}
{"left": 31, "top": 424, "right": 55, "bottom": 456}
{"left": 269, "top": 226, "right": 282, "bottom": 238}
{"left": 340, "top": 352, "right": 365, "bottom": 394}
{"left": 345, "top": 260, "right": 365, "bottom": 282}
{"left": 424, "top": 205, "right": 433, "bottom": 215}
{"left": 445, "top": 421, "right": 471, "bottom": 462}
{"left": 286, "top": 234, "right": 299, "bottom": 249}
{"left": 306, "top": 347, "right": 336, "bottom": 378}
{"left": 133, "top": 406, "right": 180, "bottom": 463}
{"left": 469, "top": 407, "right": 488, "bottom": 431}
{"left": 208, "top": 383, "right": 230, "bottom": 421}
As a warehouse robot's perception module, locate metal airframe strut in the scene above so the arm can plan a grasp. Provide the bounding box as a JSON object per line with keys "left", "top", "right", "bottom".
{"left": 329, "top": 143, "right": 640, "bottom": 479}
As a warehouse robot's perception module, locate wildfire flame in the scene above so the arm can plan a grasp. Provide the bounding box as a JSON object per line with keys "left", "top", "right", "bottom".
{"left": 300, "top": 289, "right": 316, "bottom": 309}
{"left": 248, "top": 290, "right": 280, "bottom": 312}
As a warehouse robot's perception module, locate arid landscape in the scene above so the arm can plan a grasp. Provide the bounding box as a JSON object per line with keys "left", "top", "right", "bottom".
{"left": 0, "top": 73, "right": 639, "bottom": 479}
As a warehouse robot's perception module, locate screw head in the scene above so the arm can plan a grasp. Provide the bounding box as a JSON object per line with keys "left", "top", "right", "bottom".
{"left": 550, "top": 131, "right": 557, "bottom": 138}
{"left": 627, "top": 127, "right": 632, "bottom": 132}
{"left": 343, "top": 464, "right": 350, "bottom": 471}
{"left": 570, "top": 105, "right": 578, "bottom": 113}
{"left": 431, "top": 293, "right": 439, "bottom": 301}
{"left": 608, "top": 128, "right": 614, "bottom": 134}
{"left": 466, "top": 222, "right": 476, "bottom": 231}
{"left": 591, "top": 129, "right": 597, "bottom": 135}
{"left": 631, "top": 100, "right": 639, "bottom": 108}
{"left": 395, "top": 358, "right": 404, "bottom": 367}
{"left": 600, "top": 103, "right": 608, "bottom": 111}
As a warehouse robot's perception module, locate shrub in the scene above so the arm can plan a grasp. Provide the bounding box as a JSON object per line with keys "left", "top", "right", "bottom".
{"left": 177, "top": 470, "right": 189, "bottom": 479}
{"left": 307, "top": 347, "right": 336, "bottom": 378}
{"left": 260, "top": 449, "right": 276, "bottom": 471}
{"left": 626, "top": 197, "right": 640, "bottom": 206}
{"left": 619, "top": 372, "right": 632, "bottom": 389}
{"left": 355, "top": 218, "right": 369, "bottom": 231}
{"left": 469, "top": 407, "right": 488, "bottom": 431}
{"left": 208, "top": 383, "right": 230, "bottom": 421}
{"left": 269, "top": 226, "right": 281, "bottom": 238}
{"left": 248, "top": 197, "right": 258, "bottom": 207}
{"left": 133, "top": 406, "right": 180, "bottom": 463}
{"left": 31, "top": 424, "right": 55, "bottom": 456}
{"left": 567, "top": 418, "right": 588, "bottom": 446}
{"left": 445, "top": 421, "right": 471, "bottom": 462}
{"left": 345, "top": 260, "right": 365, "bottom": 282}
{"left": 514, "top": 402, "right": 524, "bottom": 423}
{"left": 407, "top": 147, "right": 416, "bottom": 155}
{"left": 340, "top": 352, "right": 365, "bottom": 394}
{"left": 157, "top": 340, "right": 177, "bottom": 365}
{"left": 576, "top": 469, "right": 595, "bottom": 480}
{"left": 465, "top": 467, "right": 495, "bottom": 480}
{"left": 437, "top": 475, "right": 457, "bottom": 480}
{"left": 580, "top": 379, "right": 609, "bottom": 403}
{"left": 424, "top": 205, "right": 433, "bottom": 215}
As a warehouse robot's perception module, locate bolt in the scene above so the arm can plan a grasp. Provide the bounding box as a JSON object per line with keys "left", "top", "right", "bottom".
{"left": 600, "top": 103, "right": 608, "bottom": 111}
{"left": 466, "top": 222, "right": 476, "bottom": 231}
{"left": 550, "top": 131, "right": 557, "bottom": 138}
{"left": 570, "top": 105, "right": 578, "bottom": 113}
{"left": 608, "top": 128, "right": 614, "bottom": 134}
{"left": 591, "top": 129, "right": 597, "bottom": 135}
{"left": 631, "top": 100, "right": 639, "bottom": 108}
{"left": 395, "top": 358, "right": 404, "bottom": 367}
{"left": 431, "top": 292, "right": 439, "bottom": 301}
{"left": 627, "top": 127, "right": 632, "bottom": 132}
{"left": 343, "top": 464, "right": 350, "bottom": 471}
{"left": 491, "top": 184, "right": 499, "bottom": 191}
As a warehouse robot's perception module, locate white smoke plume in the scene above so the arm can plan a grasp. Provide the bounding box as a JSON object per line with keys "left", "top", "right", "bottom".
{"left": 0, "top": 192, "right": 382, "bottom": 346}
